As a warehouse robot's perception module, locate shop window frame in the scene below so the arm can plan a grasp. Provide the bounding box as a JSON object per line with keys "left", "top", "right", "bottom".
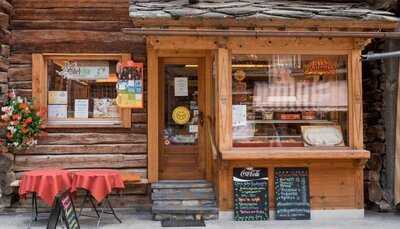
{"left": 230, "top": 52, "right": 350, "bottom": 149}
{"left": 217, "top": 48, "right": 363, "bottom": 151}
{"left": 32, "top": 53, "right": 132, "bottom": 128}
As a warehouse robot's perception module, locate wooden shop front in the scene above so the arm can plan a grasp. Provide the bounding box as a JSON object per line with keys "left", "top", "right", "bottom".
{"left": 126, "top": 0, "right": 399, "bottom": 216}
{"left": 144, "top": 35, "right": 371, "bottom": 213}
{"left": 10, "top": 0, "right": 399, "bottom": 217}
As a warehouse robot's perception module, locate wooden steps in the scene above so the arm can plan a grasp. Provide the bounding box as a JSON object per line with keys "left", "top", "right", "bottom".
{"left": 151, "top": 180, "right": 218, "bottom": 221}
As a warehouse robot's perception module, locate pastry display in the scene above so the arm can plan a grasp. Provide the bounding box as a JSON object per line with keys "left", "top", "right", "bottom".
{"left": 232, "top": 54, "right": 348, "bottom": 147}
{"left": 302, "top": 126, "right": 344, "bottom": 147}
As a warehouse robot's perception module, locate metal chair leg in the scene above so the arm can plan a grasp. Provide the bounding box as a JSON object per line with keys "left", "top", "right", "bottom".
{"left": 89, "top": 194, "right": 100, "bottom": 218}
{"left": 106, "top": 196, "right": 122, "bottom": 223}
{"left": 34, "top": 193, "right": 38, "bottom": 221}
{"left": 78, "top": 191, "right": 89, "bottom": 218}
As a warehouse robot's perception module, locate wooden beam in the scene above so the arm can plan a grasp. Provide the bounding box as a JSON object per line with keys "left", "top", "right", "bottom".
{"left": 31, "top": 54, "right": 46, "bottom": 121}
{"left": 147, "top": 44, "right": 159, "bottom": 182}
{"left": 14, "top": 154, "right": 147, "bottom": 171}
{"left": 348, "top": 47, "right": 364, "bottom": 149}
{"left": 216, "top": 48, "right": 232, "bottom": 151}
{"left": 395, "top": 57, "right": 400, "bottom": 205}
{"left": 221, "top": 148, "right": 370, "bottom": 160}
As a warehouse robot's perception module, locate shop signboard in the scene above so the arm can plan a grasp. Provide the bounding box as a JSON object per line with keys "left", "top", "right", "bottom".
{"left": 57, "top": 61, "right": 109, "bottom": 80}
{"left": 233, "top": 167, "right": 268, "bottom": 221}
{"left": 47, "top": 191, "right": 80, "bottom": 229}
{"left": 274, "top": 167, "right": 310, "bottom": 220}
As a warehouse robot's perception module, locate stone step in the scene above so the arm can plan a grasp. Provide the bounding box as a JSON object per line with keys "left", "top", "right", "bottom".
{"left": 152, "top": 205, "right": 218, "bottom": 215}
{"left": 153, "top": 187, "right": 214, "bottom": 193}
{"left": 151, "top": 190, "right": 215, "bottom": 201}
{"left": 153, "top": 200, "right": 215, "bottom": 207}
{"left": 153, "top": 212, "right": 218, "bottom": 221}
{"left": 152, "top": 180, "right": 212, "bottom": 189}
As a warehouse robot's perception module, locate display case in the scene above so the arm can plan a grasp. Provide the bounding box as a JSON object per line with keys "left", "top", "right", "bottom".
{"left": 231, "top": 54, "right": 348, "bottom": 147}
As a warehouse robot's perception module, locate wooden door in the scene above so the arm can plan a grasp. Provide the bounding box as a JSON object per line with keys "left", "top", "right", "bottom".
{"left": 159, "top": 58, "right": 206, "bottom": 180}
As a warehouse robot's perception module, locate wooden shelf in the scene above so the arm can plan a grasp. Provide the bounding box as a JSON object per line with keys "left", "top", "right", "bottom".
{"left": 246, "top": 119, "right": 336, "bottom": 124}
{"left": 221, "top": 147, "right": 370, "bottom": 160}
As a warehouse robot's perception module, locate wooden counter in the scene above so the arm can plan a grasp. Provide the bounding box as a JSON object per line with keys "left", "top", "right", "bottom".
{"left": 221, "top": 148, "right": 370, "bottom": 160}
{"left": 216, "top": 148, "right": 369, "bottom": 211}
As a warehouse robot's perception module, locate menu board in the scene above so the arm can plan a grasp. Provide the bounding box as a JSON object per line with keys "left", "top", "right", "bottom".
{"left": 274, "top": 168, "right": 310, "bottom": 220}
{"left": 47, "top": 191, "right": 80, "bottom": 229}
{"left": 233, "top": 168, "right": 268, "bottom": 221}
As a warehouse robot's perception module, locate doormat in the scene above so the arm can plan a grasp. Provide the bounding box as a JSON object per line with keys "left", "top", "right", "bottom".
{"left": 161, "top": 219, "right": 206, "bottom": 227}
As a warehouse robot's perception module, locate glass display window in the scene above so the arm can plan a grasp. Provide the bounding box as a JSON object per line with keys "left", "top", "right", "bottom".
{"left": 32, "top": 54, "right": 132, "bottom": 128}
{"left": 231, "top": 54, "right": 348, "bottom": 147}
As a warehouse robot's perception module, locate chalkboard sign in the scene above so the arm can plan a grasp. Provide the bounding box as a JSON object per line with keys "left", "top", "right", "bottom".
{"left": 233, "top": 167, "right": 268, "bottom": 221}
{"left": 274, "top": 167, "right": 310, "bottom": 220}
{"left": 47, "top": 191, "right": 80, "bottom": 229}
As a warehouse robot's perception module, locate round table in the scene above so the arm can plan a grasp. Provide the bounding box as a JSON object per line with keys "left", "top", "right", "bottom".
{"left": 19, "top": 169, "right": 72, "bottom": 206}
{"left": 71, "top": 169, "right": 125, "bottom": 203}
{"left": 71, "top": 169, "right": 125, "bottom": 226}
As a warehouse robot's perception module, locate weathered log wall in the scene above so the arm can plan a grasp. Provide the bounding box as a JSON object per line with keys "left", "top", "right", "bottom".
{"left": 9, "top": 0, "right": 149, "bottom": 208}
{"left": 0, "top": 0, "right": 13, "bottom": 209}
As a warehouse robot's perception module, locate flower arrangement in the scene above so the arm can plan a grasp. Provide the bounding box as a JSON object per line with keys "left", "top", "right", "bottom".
{"left": 0, "top": 90, "right": 44, "bottom": 151}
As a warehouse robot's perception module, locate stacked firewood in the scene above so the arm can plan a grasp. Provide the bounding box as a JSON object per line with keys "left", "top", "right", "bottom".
{"left": 363, "top": 40, "right": 391, "bottom": 211}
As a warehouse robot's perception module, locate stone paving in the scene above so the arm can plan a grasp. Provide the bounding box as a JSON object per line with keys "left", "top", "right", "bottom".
{"left": 0, "top": 210, "right": 400, "bottom": 229}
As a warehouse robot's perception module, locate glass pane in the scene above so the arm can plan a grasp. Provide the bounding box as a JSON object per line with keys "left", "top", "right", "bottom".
{"left": 163, "top": 64, "right": 199, "bottom": 146}
{"left": 47, "top": 59, "right": 120, "bottom": 122}
{"left": 231, "top": 54, "right": 348, "bottom": 147}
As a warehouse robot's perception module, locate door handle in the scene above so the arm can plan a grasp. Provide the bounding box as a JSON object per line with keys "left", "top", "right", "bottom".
{"left": 198, "top": 111, "right": 204, "bottom": 126}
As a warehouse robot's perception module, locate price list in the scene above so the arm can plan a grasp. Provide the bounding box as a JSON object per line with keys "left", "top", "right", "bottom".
{"left": 274, "top": 167, "right": 310, "bottom": 220}
{"left": 233, "top": 168, "right": 268, "bottom": 221}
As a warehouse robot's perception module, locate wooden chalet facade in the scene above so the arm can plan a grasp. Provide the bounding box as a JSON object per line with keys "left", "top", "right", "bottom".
{"left": 1, "top": 0, "right": 400, "bottom": 220}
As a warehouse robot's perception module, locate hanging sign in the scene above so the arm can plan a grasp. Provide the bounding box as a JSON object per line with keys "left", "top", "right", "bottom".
{"left": 274, "top": 167, "right": 310, "bottom": 220}
{"left": 116, "top": 60, "right": 144, "bottom": 109}
{"left": 57, "top": 61, "right": 109, "bottom": 80}
{"left": 172, "top": 106, "right": 191, "bottom": 125}
{"left": 233, "top": 167, "right": 269, "bottom": 221}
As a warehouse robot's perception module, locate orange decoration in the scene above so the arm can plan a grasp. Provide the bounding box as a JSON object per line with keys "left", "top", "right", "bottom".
{"left": 304, "top": 58, "right": 337, "bottom": 76}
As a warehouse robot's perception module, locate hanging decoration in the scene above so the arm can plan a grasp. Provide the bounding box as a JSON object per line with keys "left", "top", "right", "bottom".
{"left": 116, "top": 60, "right": 144, "bottom": 109}
{"left": 304, "top": 58, "right": 337, "bottom": 76}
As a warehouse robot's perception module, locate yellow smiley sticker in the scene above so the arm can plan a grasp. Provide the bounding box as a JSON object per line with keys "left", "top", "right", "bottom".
{"left": 172, "top": 106, "right": 191, "bottom": 125}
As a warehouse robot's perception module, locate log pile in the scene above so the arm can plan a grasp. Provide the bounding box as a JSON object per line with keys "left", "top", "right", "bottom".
{"left": 363, "top": 39, "right": 391, "bottom": 211}
{"left": 8, "top": 0, "right": 149, "bottom": 209}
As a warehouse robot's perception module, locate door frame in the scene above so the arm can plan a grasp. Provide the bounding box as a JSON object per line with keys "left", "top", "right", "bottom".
{"left": 158, "top": 57, "right": 206, "bottom": 180}
{"left": 147, "top": 47, "right": 214, "bottom": 182}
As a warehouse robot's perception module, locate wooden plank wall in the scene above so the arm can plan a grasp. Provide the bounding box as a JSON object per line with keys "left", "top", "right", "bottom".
{"left": 9, "top": 0, "right": 150, "bottom": 207}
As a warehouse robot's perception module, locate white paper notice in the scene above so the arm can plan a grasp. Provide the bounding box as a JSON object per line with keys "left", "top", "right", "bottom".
{"left": 189, "top": 125, "right": 198, "bottom": 133}
{"left": 174, "top": 77, "right": 188, "bottom": 96}
{"left": 74, "top": 99, "right": 89, "bottom": 119}
{"left": 232, "top": 105, "right": 247, "bottom": 127}
{"left": 48, "top": 91, "right": 68, "bottom": 105}
{"left": 48, "top": 105, "right": 67, "bottom": 119}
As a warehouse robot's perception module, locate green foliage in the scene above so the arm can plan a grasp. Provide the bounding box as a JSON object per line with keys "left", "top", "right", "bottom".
{"left": 0, "top": 90, "right": 44, "bottom": 151}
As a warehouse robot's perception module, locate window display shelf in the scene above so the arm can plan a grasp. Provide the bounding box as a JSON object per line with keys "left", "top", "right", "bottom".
{"left": 251, "top": 107, "right": 348, "bottom": 112}
{"left": 246, "top": 120, "right": 336, "bottom": 124}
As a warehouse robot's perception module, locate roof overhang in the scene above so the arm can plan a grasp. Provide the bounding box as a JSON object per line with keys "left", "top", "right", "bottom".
{"left": 129, "top": 0, "right": 399, "bottom": 31}
{"left": 123, "top": 28, "right": 400, "bottom": 38}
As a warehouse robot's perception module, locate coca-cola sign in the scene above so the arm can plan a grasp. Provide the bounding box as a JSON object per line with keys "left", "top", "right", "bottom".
{"left": 234, "top": 167, "right": 267, "bottom": 181}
